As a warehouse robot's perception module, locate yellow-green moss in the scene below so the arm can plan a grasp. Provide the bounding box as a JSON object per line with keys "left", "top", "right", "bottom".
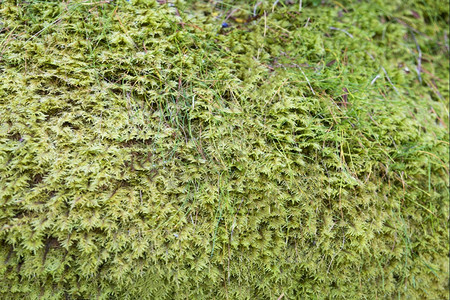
{"left": 0, "top": 0, "right": 448, "bottom": 298}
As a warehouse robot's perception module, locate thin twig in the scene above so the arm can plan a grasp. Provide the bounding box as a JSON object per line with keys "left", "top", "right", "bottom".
{"left": 394, "top": 17, "right": 432, "bottom": 41}
{"left": 80, "top": 0, "right": 111, "bottom": 5}
{"left": 381, "top": 66, "right": 400, "bottom": 95}
{"left": 304, "top": 17, "right": 310, "bottom": 27}
{"left": 370, "top": 74, "right": 380, "bottom": 85}
{"left": 366, "top": 52, "right": 399, "bottom": 93}
{"left": 410, "top": 30, "right": 422, "bottom": 83}
{"left": 327, "top": 229, "right": 346, "bottom": 274}
{"left": 272, "top": 0, "right": 280, "bottom": 12}
{"left": 253, "top": 2, "right": 261, "bottom": 17}
{"left": 329, "top": 26, "right": 353, "bottom": 38}
{"left": 444, "top": 32, "right": 449, "bottom": 52}
{"left": 230, "top": 198, "right": 244, "bottom": 241}
{"left": 264, "top": 11, "right": 267, "bottom": 37}
{"left": 27, "top": 18, "right": 62, "bottom": 42}
{"left": 296, "top": 65, "right": 315, "bottom": 95}
{"left": 0, "top": 26, "right": 18, "bottom": 56}
{"left": 225, "top": 8, "right": 240, "bottom": 21}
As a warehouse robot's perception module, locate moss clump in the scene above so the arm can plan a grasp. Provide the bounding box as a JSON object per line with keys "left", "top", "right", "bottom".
{"left": 0, "top": 0, "right": 448, "bottom": 298}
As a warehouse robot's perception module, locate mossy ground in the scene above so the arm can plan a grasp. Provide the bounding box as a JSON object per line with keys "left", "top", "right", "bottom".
{"left": 0, "top": 0, "right": 448, "bottom": 299}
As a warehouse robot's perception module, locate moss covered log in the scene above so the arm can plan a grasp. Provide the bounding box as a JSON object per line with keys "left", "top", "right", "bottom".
{"left": 0, "top": 0, "right": 448, "bottom": 298}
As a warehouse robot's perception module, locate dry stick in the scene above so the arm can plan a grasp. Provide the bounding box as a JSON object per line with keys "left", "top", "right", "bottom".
{"left": 299, "top": 0, "right": 302, "bottom": 12}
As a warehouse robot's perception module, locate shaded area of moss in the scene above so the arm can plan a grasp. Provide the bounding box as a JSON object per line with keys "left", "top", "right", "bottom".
{"left": 0, "top": 0, "right": 448, "bottom": 298}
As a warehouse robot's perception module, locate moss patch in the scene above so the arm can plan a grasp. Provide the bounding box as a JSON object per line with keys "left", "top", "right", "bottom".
{"left": 0, "top": 0, "right": 448, "bottom": 298}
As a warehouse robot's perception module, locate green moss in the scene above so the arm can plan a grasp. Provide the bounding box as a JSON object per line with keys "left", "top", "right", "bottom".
{"left": 0, "top": 0, "right": 448, "bottom": 298}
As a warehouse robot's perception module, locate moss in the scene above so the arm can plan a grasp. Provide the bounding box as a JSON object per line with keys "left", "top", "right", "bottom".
{"left": 0, "top": 0, "right": 448, "bottom": 298}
